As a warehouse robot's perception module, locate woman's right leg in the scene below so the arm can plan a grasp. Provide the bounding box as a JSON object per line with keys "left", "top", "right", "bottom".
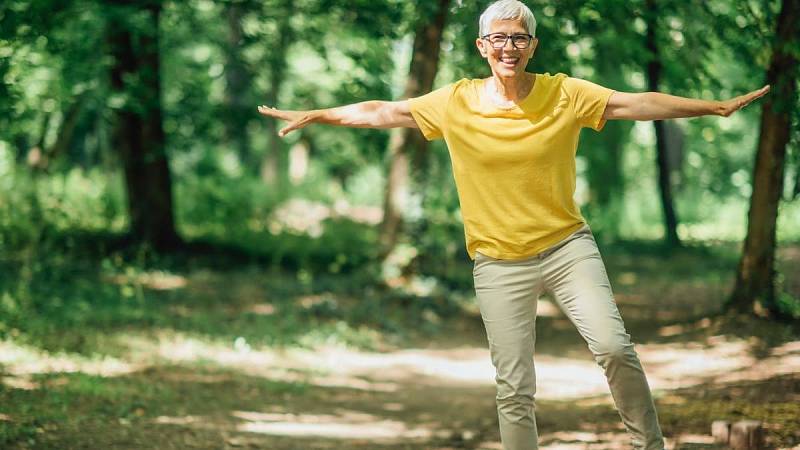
{"left": 542, "top": 227, "right": 665, "bottom": 450}
{"left": 473, "top": 252, "right": 544, "bottom": 450}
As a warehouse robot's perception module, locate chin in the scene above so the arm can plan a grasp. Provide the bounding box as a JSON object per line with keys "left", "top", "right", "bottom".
{"left": 495, "top": 67, "right": 521, "bottom": 78}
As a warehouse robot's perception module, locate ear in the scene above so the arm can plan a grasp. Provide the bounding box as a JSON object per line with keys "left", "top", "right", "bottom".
{"left": 476, "top": 37, "right": 489, "bottom": 58}
{"left": 530, "top": 37, "right": 539, "bottom": 56}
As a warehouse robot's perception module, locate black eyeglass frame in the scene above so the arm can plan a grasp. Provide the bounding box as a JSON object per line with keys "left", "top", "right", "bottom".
{"left": 481, "top": 33, "right": 535, "bottom": 49}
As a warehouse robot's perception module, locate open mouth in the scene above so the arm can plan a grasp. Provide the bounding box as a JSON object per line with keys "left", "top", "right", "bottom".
{"left": 499, "top": 56, "right": 520, "bottom": 68}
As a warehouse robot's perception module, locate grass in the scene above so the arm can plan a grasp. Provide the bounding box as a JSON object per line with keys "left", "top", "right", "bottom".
{"left": 0, "top": 218, "right": 798, "bottom": 448}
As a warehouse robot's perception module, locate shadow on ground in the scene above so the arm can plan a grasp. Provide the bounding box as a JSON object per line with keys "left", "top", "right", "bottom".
{"left": 1, "top": 241, "right": 798, "bottom": 449}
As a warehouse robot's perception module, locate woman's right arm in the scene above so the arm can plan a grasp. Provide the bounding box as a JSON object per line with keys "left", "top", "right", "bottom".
{"left": 257, "top": 100, "right": 417, "bottom": 137}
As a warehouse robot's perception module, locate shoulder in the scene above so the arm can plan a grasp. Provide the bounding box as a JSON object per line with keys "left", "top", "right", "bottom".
{"left": 549, "top": 73, "right": 584, "bottom": 95}
{"left": 535, "top": 72, "right": 568, "bottom": 87}
{"left": 420, "top": 78, "right": 472, "bottom": 100}
{"left": 559, "top": 75, "right": 610, "bottom": 95}
{"left": 526, "top": 72, "right": 569, "bottom": 97}
{"left": 451, "top": 77, "right": 478, "bottom": 95}
{"left": 431, "top": 78, "right": 480, "bottom": 106}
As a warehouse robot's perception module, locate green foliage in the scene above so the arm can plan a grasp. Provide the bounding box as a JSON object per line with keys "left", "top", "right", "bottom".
{"left": 0, "top": 0, "right": 798, "bottom": 353}
{"left": 774, "top": 272, "right": 800, "bottom": 319}
{"left": 1, "top": 3, "right": 800, "bottom": 448}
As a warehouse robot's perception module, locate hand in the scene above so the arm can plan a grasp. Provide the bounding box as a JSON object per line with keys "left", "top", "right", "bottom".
{"left": 257, "top": 105, "right": 319, "bottom": 137}
{"left": 717, "top": 85, "right": 770, "bottom": 117}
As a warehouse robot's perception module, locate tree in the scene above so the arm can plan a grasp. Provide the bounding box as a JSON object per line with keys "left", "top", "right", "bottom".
{"left": 379, "top": 0, "right": 451, "bottom": 257}
{"left": 222, "top": 0, "right": 257, "bottom": 167}
{"left": 563, "top": 1, "right": 639, "bottom": 240}
{"left": 644, "top": 0, "right": 681, "bottom": 247}
{"left": 258, "top": 0, "right": 294, "bottom": 192}
{"left": 106, "top": 0, "right": 180, "bottom": 249}
{"left": 728, "top": 0, "right": 799, "bottom": 318}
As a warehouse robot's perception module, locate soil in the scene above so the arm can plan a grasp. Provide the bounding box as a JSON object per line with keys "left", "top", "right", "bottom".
{"left": 2, "top": 245, "right": 799, "bottom": 450}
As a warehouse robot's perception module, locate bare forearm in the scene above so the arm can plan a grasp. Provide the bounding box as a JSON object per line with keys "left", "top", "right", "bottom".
{"left": 259, "top": 99, "right": 415, "bottom": 136}
{"left": 315, "top": 101, "right": 398, "bottom": 128}
{"left": 604, "top": 86, "right": 770, "bottom": 121}
{"left": 632, "top": 92, "right": 721, "bottom": 120}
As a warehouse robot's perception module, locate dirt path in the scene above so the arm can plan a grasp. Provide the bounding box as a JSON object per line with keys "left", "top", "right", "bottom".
{"left": 7, "top": 302, "right": 798, "bottom": 450}
{"left": 3, "top": 246, "right": 800, "bottom": 449}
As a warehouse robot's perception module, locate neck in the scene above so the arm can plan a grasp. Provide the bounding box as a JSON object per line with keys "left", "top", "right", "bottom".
{"left": 490, "top": 72, "right": 534, "bottom": 102}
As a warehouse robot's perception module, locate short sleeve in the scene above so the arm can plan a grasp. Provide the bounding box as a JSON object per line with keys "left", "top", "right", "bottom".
{"left": 408, "top": 83, "right": 456, "bottom": 141}
{"left": 562, "top": 77, "right": 615, "bottom": 131}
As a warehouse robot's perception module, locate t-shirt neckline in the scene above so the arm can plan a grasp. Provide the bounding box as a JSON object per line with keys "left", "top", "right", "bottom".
{"left": 478, "top": 73, "right": 540, "bottom": 112}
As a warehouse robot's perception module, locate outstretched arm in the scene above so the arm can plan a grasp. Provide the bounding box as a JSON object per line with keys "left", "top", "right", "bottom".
{"left": 603, "top": 85, "right": 770, "bottom": 121}
{"left": 257, "top": 100, "right": 417, "bottom": 137}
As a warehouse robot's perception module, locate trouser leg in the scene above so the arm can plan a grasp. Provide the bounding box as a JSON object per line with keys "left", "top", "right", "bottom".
{"left": 542, "top": 227, "right": 665, "bottom": 450}
{"left": 473, "top": 252, "right": 543, "bottom": 450}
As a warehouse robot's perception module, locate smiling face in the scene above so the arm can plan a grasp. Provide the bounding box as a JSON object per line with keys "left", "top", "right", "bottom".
{"left": 476, "top": 18, "right": 538, "bottom": 80}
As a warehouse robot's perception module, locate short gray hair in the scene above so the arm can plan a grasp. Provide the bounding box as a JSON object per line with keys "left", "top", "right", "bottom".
{"left": 479, "top": 0, "right": 537, "bottom": 37}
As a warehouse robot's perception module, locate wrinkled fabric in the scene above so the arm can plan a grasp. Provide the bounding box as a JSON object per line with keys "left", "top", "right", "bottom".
{"left": 473, "top": 224, "right": 665, "bottom": 450}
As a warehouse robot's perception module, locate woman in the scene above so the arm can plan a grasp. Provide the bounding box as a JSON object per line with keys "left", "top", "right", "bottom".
{"left": 258, "top": 1, "right": 769, "bottom": 449}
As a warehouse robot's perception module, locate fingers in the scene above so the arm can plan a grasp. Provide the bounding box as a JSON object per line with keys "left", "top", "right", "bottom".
{"left": 257, "top": 105, "right": 285, "bottom": 119}
{"left": 257, "top": 105, "right": 298, "bottom": 122}
{"left": 752, "top": 85, "right": 770, "bottom": 99}
{"left": 730, "top": 85, "right": 771, "bottom": 115}
{"left": 279, "top": 116, "right": 311, "bottom": 137}
{"left": 258, "top": 105, "right": 315, "bottom": 137}
{"left": 745, "top": 86, "right": 768, "bottom": 103}
{"left": 278, "top": 124, "right": 294, "bottom": 137}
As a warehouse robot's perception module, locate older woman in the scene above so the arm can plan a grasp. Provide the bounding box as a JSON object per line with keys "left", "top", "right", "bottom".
{"left": 258, "top": 1, "right": 768, "bottom": 449}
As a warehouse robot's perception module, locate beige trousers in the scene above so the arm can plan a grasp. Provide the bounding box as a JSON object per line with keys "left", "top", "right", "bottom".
{"left": 473, "top": 224, "right": 664, "bottom": 450}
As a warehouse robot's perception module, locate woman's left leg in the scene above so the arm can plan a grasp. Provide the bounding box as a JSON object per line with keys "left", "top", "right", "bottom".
{"left": 541, "top": 226, "right": 665, "bottom": 450}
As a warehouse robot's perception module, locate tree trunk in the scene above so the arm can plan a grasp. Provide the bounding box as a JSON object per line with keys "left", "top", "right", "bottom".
{"left": 223, "top": 0, "right": 253, "bottom": 167}
{"left": 259, "top": 2, "right": 293, "bottom": 195}
{"left": 582, "top": 55, "right": 633, "bottom": 239}
{"left": 793, "top": 150, "right": 800, "bottom": 200}
{"left": 645, "top": 0, "right": 681, "bottom": 247}
{"left": 107, "top": 1, "right": 180, "bottom": 250}
{"left": 379, "top": 0, "right": 450, "bottom": 257}
{"left": 663, "top": 121, "right": 685, "bottom": 189}
{"left": 54, "top": 95, "right": 87, "bottom": 167}
{"left": 28, "top": 96, "right": 86, "bottom": 171}
{"left": 728, "top": 0, "right": 799, "bottom": 317}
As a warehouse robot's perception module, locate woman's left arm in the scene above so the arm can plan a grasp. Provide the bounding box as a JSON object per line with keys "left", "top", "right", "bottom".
{"left": 603, "top": 85, "right": 770, "bottom": 121}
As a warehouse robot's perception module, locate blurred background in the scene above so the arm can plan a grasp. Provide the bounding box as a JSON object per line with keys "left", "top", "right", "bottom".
{"left": 0, "top": 0, "right": 798, "bottom": 449}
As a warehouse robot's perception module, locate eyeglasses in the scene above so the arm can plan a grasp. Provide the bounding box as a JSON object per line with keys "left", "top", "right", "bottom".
{"left": 481, "top": 33, "right": 534, "bottom": 49}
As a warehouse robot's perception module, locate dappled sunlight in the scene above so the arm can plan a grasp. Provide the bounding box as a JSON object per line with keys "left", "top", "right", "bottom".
{"left": 537, "top": 430, "right": 631, "bottom": 449}
{"left": 117, "top": 331, "right": 400, "bottom": 392}
{"left": 0, "top": 340, "right": 139, "bottom": 384}
{"left": 2, "top": 329, "right": 797, "bottom": 448}
{"left": 533, "top": 357, "right": 609, "bottom": 398}
{"left": 1, "top": 375, "right": 39, "bottom": 390}
{"left": 154, "top": 415, "right": 205, "bottom": 425}
{"left": 245, "top": 302, "right": 276, "bottom": 315}
{"left": 668, "top": 434, "right": 718, "bottom": 449}
{"left": 291, "top": 345, "right": 496, "bottom": 385}
{"left": 536, "top": 431, "right": 727, "bottom": 450}
{"left": 111, "top": 329, "right": 610, "bottom": 397}
{"left": 268, "top": 343, "right": 614, "bottom": 399}
{"left": 231, "top": 409, "right": 435, "bottom": 441}
{"left": 149, "top": 409, "right": 441, "bottom": 444}
{"left": 104, "top": 270, "right": 188, "bottom": 291}
{"left": 638, "top": 336, "right": 800, "bottom": 390}
{"left": 266, "top": 198, "right": 381, "bottom": 237}
{"left": 657, "top": 318, "right": 712, "bottom": 337}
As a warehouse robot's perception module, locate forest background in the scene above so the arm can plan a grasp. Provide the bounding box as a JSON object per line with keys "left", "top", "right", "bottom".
{"left": 0, "top": 0, "right": 799, "bottom": 448}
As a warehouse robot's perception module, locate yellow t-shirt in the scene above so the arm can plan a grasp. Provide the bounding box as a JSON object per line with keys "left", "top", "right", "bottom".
{"left": 408, "top": 72, "right": 615, "bottom": 260}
